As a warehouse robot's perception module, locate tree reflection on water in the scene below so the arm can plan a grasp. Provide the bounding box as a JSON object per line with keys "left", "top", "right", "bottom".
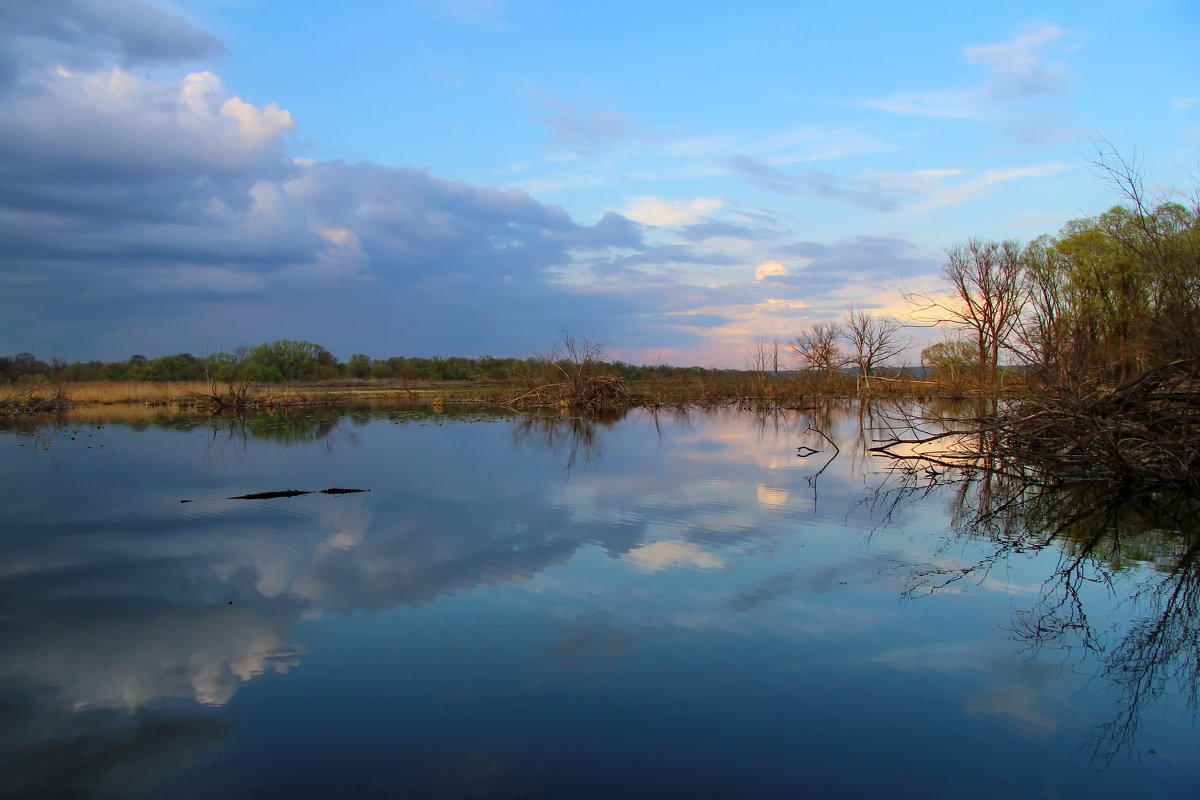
{"left": 510, "top": 408, "right": 629, "bottom": 474}
{"left": 886, "top": 463, "right": 1200, "bottom": 763}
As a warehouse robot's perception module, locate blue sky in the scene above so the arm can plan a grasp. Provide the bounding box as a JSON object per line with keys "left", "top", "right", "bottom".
{"left": 0, "top": 0, "right": 1196, "bottom": 366}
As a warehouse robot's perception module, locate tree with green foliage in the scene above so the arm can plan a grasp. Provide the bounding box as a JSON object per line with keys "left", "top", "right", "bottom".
{"left": 1025, "top": 199, "right": 1199, "bottom": 382}
{"left": 247, "top": 339, "right": 338, "bottom": 382}
{"left": 920, "top": 340, "right": 977, "bottom": 381}
{"left": 348, "top": 353, "right": 372, "bottom": 379}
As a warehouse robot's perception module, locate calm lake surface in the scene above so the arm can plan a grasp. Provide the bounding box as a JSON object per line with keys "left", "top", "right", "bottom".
{"left": 1, "top": 403, "right": 1197, "bottom": 799}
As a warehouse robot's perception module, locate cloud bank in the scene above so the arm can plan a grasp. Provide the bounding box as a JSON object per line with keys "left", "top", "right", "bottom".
{"left": 0, "top": 1, "right": 1070, "bottom": 366}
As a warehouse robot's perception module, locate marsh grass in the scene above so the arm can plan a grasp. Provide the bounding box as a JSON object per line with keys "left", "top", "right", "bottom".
{"left": 65, "top": 381, "right": 216, "bottom": 405}
{"left": 17, "top": 380, "right": 504, "bottom": 410}
{"left": 3, "top": 372, "right": 1001, "bottom": 416}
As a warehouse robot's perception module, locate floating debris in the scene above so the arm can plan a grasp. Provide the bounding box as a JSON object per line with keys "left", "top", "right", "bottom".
{"left": 228, "top": 489, "right": 313, "bottom": 500}
{"left": 227, "top": 487, "right": 369, "bottom": 500}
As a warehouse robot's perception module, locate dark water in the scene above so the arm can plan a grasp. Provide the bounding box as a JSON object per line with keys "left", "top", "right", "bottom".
{"left": 1, "top": 404, "right": 1197, "bottom": 799}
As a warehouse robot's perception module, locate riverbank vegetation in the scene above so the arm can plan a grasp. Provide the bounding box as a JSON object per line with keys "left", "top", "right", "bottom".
{"left": 880, "top": 147, "right": 1200, "bottom": 487}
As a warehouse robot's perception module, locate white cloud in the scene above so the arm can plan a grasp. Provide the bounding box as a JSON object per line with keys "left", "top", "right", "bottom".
{"left": 626, "top": 540, "right": 725, "bottom": 573}
{"left": 0, "top": 67, "right": 296, "bottom": 178}
{"left": 754, "top": 259, "right": 787, "bottom": 281}
{"left": 868, "top": 24, "right": 1071, "bottom": 122}
{"left": 963, "top": 24, "right": 1065, "bottom": 74}
{"left": 756, "top": 485, "right": 789, "bottom": 508}
{"left": 220, "top": 96, "right": 295, "bottom": 141}
{"left": 623, "top": 196, "right": 724, "bottom": 227}
{"left": 867, "top": 162, "right": 1069, "bottom": 213}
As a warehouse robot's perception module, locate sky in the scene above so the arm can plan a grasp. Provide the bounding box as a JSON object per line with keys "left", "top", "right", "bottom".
{"left": 0, "top": 0, "right": 1196, "bottom": 367}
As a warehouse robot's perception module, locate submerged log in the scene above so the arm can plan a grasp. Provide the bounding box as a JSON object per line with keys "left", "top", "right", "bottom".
{"left": 227, "top": 487, "right": 370, "bottom": 500}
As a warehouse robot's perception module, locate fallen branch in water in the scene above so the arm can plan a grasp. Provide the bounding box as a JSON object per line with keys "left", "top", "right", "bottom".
{"left": 870, "top": 360, "right": 1200, "bottom": 487}
{"left": 227, "top": 487, "right": 369, "bottom": 500}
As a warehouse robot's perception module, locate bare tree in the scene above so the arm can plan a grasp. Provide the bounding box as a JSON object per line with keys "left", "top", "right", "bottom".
{"left": 546, "top": 330, "right": 606, "bottom": 397}
{"left": 747, "top": 335, "right": 783, "bottom": 393}
{"left": 790, "top": 322, "right": 849, "bottom": 377}
{"left": 747, "top": 335, "right": 769, "bottom": 372}
{"left": 508, "top": 330, "right": 633, "bottom": 411}
{"left": 904, "top": 239, "right": 1028, "bottom": 391}
{"left": 842, "top": 304, "right": 908, "bottom": 384}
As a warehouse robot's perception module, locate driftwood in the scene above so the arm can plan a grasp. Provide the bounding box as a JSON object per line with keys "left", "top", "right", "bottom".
{"left": 227, "top": 487, "right": 369, "bottom": 500}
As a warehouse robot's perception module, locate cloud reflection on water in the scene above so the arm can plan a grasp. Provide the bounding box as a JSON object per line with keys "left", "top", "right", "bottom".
{"left": 1, "top": 404, "right": 1197, "bottom": 796}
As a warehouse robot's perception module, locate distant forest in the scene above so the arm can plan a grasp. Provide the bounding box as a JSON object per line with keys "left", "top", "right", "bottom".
{"left": 0, "top": 342, "right": 743, "bottom": 385}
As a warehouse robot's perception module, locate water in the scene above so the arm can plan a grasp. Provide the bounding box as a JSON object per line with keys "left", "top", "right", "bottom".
{"left": 1, "top": 404, "right": 1196, "bottom": 799}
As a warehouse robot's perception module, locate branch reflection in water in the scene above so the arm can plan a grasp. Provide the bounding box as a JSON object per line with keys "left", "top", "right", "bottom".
{"left": 881, "top": 460, "right": 1200, "bottom": 764}
{"left": 510, "top": 408, "right": 629, "bottom": 474}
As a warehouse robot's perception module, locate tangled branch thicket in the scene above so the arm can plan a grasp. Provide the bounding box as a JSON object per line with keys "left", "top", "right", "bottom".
{"left": 872, "top": 362, "right": 1200, "bottom": 489}
{"left": 505, "top": 373, "right": 638, "bottom": 412}
{"left": 998, "top": 360, "right": 1200, "bottom": 485}
{"left": 0, "top": 381, "right": 68, "bottom": 415}
{"left": 504, "top": 332, "right": 639, "bottom": 413}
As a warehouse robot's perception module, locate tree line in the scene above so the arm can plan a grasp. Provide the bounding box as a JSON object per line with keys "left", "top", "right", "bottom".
{"left": 1, "top": 340, "right": 744, "bottom": 385}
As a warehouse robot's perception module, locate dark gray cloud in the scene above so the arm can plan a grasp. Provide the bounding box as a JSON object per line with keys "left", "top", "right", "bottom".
{"left": 293, "top": 160, "right": 633, "bottom": 281}
{"left": 722, "top": 155, "right": 909, "bottom": 212}
{"left": 0, "top": 0, "right": 223, "bottom": 93}
{"left": 0, "top": 36, "right": 652, "bottom": 358}
{"left": 0, "top": 686, "right": 233, "bottom": 800}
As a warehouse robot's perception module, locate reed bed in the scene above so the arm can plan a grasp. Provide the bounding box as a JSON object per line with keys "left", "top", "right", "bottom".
{"left": 3, "top": 372, "right": 997, "bottom": 416}
{"left": 62, "top": 381, "right": 215, "bottom": 405}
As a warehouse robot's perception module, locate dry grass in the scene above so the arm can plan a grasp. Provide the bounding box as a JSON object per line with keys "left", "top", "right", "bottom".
{"left": 45, "top": 381, "right": 502, "bottom": 410}
{"left": 63, "top": 381, "right": 216, "bottom": 405}
{"left": 4, "top": 373, "right": 1014, "bottom": 415}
